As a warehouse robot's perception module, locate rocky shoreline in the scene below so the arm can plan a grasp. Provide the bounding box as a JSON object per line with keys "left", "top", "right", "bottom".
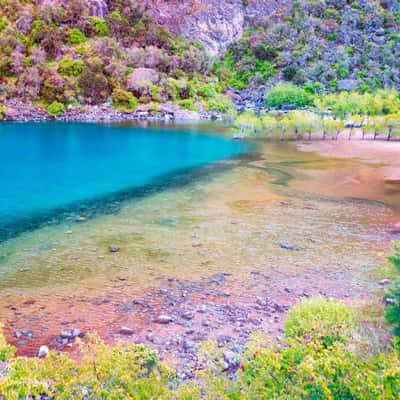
{"left": 0, "top": 101, "right": 223, "bottom": 123}
{"left": 4, "top": 267, "right": 371, "bottom": 379}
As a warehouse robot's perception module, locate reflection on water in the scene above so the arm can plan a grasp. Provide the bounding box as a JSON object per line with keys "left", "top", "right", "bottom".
{"left": 0, "top": 135, "right": 398, "bottom": 298}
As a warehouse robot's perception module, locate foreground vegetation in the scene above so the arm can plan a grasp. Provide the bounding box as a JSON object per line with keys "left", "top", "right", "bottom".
{"left": 1, "top": 245, "right": 400, "bottom": 399}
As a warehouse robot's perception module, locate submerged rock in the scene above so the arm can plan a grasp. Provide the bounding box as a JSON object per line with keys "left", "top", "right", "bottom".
{"left": 109, "top": 245, "right": 120, "bottom": 253}
{"left": 155, "top": 315, "right": 173, "bottom": 324}
{"left": 119, "top": 326, "right": 134, "bottom": 335}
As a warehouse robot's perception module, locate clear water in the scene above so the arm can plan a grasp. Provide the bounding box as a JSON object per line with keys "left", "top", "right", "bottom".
{"left": 0, "top": 122, "right": 252, "bottom": 241}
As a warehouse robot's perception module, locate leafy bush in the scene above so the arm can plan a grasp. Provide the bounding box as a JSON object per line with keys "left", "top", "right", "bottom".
{"left": 0, "top": 323, "right": 14, "bottom": 362}
{"left": 177, "top": 99, "right": 197, "bottom": 111}
{"left": 315, "top": 90, "right": 400, "bottom": 117}
{"left": 204, "top": 95, "right": 234, "bottom": 113}
{"left": 0, "top": 105, "right": 7, "bottom": 120}
{"left": 264, "top": 83, "right": 314, "bottom": 109}
{"left": 67, "top": 28, "right": 87, "bottom": 45}
{"left": 59, "top": 57, "right": 84, "bottom": 77}
{"left": 0, "top": 334, "right": 173, "bottom": 399}
{"left": 89, "top": 16, "right": 109, "bottom": 37}
{"left": 285, "top": 297, "right": 356, "bottom": 346}
{"left": 46, "top": 101, "right": 66, "bottom": 116}
{"left": 385, "top": 243, "right": 400, "bottom": 337}
{"left": 219, "top": 48, "right": 276, "bottom": 90}
{"left": 225, "top": 338, "right": 400, "bottom": 399}
{"left": 112, "top": 88, "right": 138, "bottom": 112}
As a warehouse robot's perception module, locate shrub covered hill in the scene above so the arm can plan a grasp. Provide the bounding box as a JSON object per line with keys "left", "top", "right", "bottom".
{"left": 0, "top": 0, "right": 399, "bottom": 118}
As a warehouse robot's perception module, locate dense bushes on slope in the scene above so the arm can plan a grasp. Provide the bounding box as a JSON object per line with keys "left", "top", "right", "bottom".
{"left": 220, "top": 0, "right": 400, "bottom": 93}
{"left": 0, "top": 0, "right": 231, "bottom": 113}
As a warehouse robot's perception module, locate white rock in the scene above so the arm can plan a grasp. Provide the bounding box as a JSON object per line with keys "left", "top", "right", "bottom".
{"left": 38, "top": 345, "right": 49, "bottom": 358}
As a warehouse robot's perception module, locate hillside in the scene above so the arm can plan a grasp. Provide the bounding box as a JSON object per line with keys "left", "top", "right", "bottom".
{"left": 0, "top": 0, "right": 399, "bottom": 118}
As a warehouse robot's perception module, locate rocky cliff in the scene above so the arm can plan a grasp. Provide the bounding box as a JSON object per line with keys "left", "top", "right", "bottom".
{"left": 141, "top": 0, "right": 292, "bottom": 55}
{"left": 49, "top": 0, "right": 292, "bottom": 55}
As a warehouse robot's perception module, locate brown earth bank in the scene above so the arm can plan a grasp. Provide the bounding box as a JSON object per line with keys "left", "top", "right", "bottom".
{"left": 1, "top": 139, "right": 400, "bottom": 377}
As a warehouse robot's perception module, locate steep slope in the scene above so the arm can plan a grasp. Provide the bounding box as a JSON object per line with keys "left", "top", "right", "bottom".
{"left": 0, "top": 0, "right": 399, "bottom": 117}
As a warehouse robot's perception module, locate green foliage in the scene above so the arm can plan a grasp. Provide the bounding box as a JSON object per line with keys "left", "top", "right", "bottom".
{"left": 285, "top": 297, "right": 356, "bottom": 346}
{"left": 0, "top": 323, "right": 14, "bottom": 362}
{"left": 226, "top": 339, "right": 400, "bottom": 399}
{"left": 45, "top": 101, "right": 66, "bottom": 116}
{"left": 59, "top": 57, "right": 84, "bottom": 77}
{"left": 0, "top": 16, "right": 7, "bottom": 33}
{"left": 204, "top": 95, "right": 234, "bottom": 114}
{"left": 89, "top": 16, "right": 109, "bottom": 37}
{"left": 264, "top": 83, "right": 314, "bottom": 108}
{"left": 67, "top": 28, "right": 87, "bottom": 46}
{"left": 219, "top": 47, "right": 276, "bottom": 90}
{"left": 234, "top": 110, "right": 324, "bottom": 139}
{"left": 385, "top": 243, "right": 400, "bottom": 337}
{"left": 112, "top": 88, "right": 138, "bottom": 112}
{"left": 177, "top": 99, "right": 197, "bottom": 111}
{"left": 0, "top": 105, "right": 6, "bottom": 120}
{"left": 315, "top": 90, "right": 400, "bottom": 117}
{"left": 1, "top": 299, "right": 400, "bottom": 399}
{"left": 0, "top": 334, "right": 173, "bottom": 399}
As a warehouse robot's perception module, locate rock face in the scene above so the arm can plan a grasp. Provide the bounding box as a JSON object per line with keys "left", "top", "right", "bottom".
{"left": 38, "top": 0, "right": 108, "bottom": 18}
{"left": 142, "top": 0, "right": 292, "bottom": 55}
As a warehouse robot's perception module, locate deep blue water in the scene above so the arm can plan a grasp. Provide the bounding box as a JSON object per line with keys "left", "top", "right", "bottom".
{"left": 0, "top": 122, "right": 252, "bottom": 241}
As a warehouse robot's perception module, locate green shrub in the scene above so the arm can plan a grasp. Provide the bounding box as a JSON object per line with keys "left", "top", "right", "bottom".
{"left": 89, "top": 16, "right": 109, "bottom": 37}
{"left": 0, "top": 334, "right": 173, "bottom": 399}
{"left": 315, "top": 90, "right": 400, "bottom": 117}
{"left": 112, "top": 88, "right": 138, "bottom": 112}
{"left": 0, "top": 105, "right": 6, "bottom": 120}
{"left": 0, "top": 323, "right": 14, "bottom": 362}
{"left": 177, "top": 99, "right": 197, "bottom": 111}
{"left": 327, "top": 32, "right": 337, "bottom": 42}
{"left": 0, "top": 16, "right": 7, "bottom": 33}
{"left": 385, "top": 243, "right": 400, "bottom": 337}
{"left": 46, "top": 102, "right": 66, "bottom": 116}
{"left": 228, "top": 339, "right": 400, "bottom": 400}
{"left": 285, "top": 297, "right": 356, "bottom": 346}
{"left": 264, "top": 83, "right": 314, "bottom": 109}
{"left": 67, "top": 28, "right": 87, "bottom": 45}
{"left": 59, "top": 57, "right": 84, "bottom": 77}
{"left": 204, "top": 95, "right": 234, "bottom": 114}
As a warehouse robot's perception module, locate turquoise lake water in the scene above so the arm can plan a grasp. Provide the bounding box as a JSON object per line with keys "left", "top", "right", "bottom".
{"left": 0, "top": 122, "right": 252, "bottom": 242}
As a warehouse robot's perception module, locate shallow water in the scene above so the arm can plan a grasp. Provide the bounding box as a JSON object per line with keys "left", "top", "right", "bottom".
{"left": 1, "top": 123, "right": 399, "bottom": 356}
{"left": 0, "top": 122, "right": 252, "bottom": 241}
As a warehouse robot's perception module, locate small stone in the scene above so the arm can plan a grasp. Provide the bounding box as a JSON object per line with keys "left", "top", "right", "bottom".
{"left": 119, "top": 326, "right": 134, "bottom": 335}
{"left": 60, "top": 328, "right": 81, "bottom": 340}
{"left": 197, "top": 304, "right": 207, "bottom": 313}
{"left": 279, "top": 243, "right": 303, "bottom": 251}
{"left": 109, "top": 245, "right": 120, "bottom": 253}
{"left": 38, "top": 345, "right": 49, "bottom": 358}
{"left": 379, "top": 279, "right": 392, "bottom": 286}
{"left": 192, "top": 241, "right": 202, "bottom": 248}
{"left": 155, "top": 315, "right": 173, "bottom": 324}
{"left": 22, "top": 330, "right": 34, "bottom": 339}
{"left": 181, "top": 311, "right": 194, "bottom": 320}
